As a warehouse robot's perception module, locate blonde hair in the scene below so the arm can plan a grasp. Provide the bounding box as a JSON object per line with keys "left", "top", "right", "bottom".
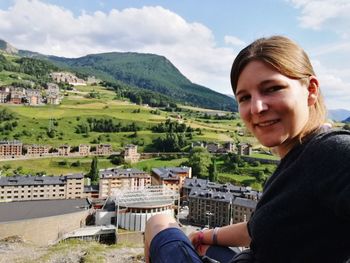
{"left": 230, "top": 35, "right": 327, "bottom": 142}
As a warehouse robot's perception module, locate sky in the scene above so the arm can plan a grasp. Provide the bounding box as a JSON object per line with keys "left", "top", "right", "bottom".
{"left": 0, "top": 0, "right": 350, "bottom": 110}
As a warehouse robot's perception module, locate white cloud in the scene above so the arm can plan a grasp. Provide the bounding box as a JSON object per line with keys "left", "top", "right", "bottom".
{"left": 224, "top": 35, "right": 246, "bottom": 46}
{"left": 0, "top": 0, "right": 236, "bottom": 95}
{"left": 312, "top": 60, "right": 350, "bottom": 110}
{"left": 288, "top": 0, "right": 350, "bottom": 31}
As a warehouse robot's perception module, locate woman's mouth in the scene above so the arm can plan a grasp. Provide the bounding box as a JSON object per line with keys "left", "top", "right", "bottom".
{"left": 254, "top": 119, "right": 279, "bottom": 128}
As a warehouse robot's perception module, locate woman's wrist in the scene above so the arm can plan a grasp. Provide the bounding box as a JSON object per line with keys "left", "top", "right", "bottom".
{"left": 212, "top": 227, "right": 219, "bottom": 245}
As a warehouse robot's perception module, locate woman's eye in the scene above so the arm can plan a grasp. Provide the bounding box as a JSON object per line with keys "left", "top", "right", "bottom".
{"left": 238, "top": 95, "right": 250, "bottom": 103}
{"left": 266, "top": 86, "right": 283, "bottom": 93}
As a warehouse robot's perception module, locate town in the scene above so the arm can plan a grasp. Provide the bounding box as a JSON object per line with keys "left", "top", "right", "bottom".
{"left": 0, "top": 140, "right": 262, "bottom": 246}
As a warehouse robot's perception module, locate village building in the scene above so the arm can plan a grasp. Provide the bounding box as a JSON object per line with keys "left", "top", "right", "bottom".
{"left": 123, "top": 144, "right": 140, "bottom": 163}
{"left": 25, "top": 89, "right": 41, "bottom": 105}
{"left": 50, "top": 72, "right": 86, "bottom": 86}
{"left": 224, "top": 141, "right": 236, "bottom": 153}
{"left": 26, "top": 144, "right": 50, "bottom": 156}
{"left": 58, "top": 145, "right": 71, "bottom": 156}
{"left": 0, "top": 173, "right": 85, "bottom": 201}
{"left": 9, "top": 87, "right": 25, "bottom": 104}
{"left": 79, "top": 144, "right": 91, "bottom": 156}
{"left": 206, "top": 142, "right": 220, "bottom": 153}
{"left": 151, "top": 167, "right": 192, "bottom": 194}
{"left": 183, "top": 178, "right": 259, "bottom": 227}
{"left": 98, "top": 168, "right": 151, "bottom": 198}
{"left": 232, "top": 197, "right": 257, "bottom": 224}
{"left": 191, "top": 141, "right": 205, "bottom": 148}
{"left": 237, "top": 142, "right": 252, "bottom": 156}
{"left": 46, "top": 83, "right": 61, "bottom": 104}
{"left": 96, "top": 144, "right": 112, "bottom": 156}
{"left": 187, "top": 188, "right": 233, "bottom": 227}
{"left": 0, "top": 140, "right": 22, "bottom": 158}
{"left": 0, "top": 87, "right": 10, "bottom": 103}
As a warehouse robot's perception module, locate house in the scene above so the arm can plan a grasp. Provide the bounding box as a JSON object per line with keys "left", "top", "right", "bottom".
{"left": 0, "top": 140, "right": 22, "bottom": 158}
{"left": 151, "top": 167, "right": 192, "bottom": 194}
{"left": 46, "top": 83, "right": 61, "bottom": 105}
{"left": 123, "top": 144, "right": 140, "bottom": 163}
{"left": 79, "top": 144, "right": 90, "bottom": 156}
{"left": 0, "top": 87, "right": 10, "bottom": 103}
{"left": 237, "top": 142, "right": 252, "bottom": 156}
{"left": 9, "top": 87, "right": 25, "bottom": 104}
{"left": 206, "top": 142, "right": 220, "bottom": 153}
{"left": 187, "top": 188, "right": 233, "bottom": 227}
{"left": 50, "top": 72, "right": 86, "bottom": 86}
{"left": 96, "top": 144, "right": 112, "bottom": 156}
{"left": 26, "top": 144, "right": 50, "bottom": 156}
{"left": 25, "top": 89, "right": 41, "bottom": 105}
{"left": 58, "top": 145, "right": 71, "bottom": 156}
{"left": 183, "top": 178, "right": 260, "bottom": 227}
{"left": 232, "top": 197, "right": 257, "bottom": 224}
{"left": 98, "top": 168, "right": 151, "bottom": 198}
{"left": 0, "top": 173, "right": 84, "bottom": 201}
{"left": 224, "top": 142, "right": 236, "bottom": 153}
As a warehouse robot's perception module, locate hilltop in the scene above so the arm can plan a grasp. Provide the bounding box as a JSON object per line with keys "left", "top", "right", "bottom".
{"left": 0, "top": 39, "right": 237, "bottom": 112}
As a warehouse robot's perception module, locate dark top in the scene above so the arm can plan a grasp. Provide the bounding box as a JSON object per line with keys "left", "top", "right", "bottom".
{"left": 247, "top": 129, "right": 350, "bottom": 263}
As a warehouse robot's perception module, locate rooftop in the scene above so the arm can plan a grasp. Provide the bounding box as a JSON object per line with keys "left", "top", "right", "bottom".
{"left": 99, "top": 168, "right": 148, "bottom": 179}
{"left": 0, "top": 174, "right": 83, "bottom": 186}
{"left": 0, "top": 199, "right": 89, "bottom": 223}
{"left": 152, "top": 167, "right": 190, "bottom": 180}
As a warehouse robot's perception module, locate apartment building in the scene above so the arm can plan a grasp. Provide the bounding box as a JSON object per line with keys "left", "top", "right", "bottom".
{"left": 237, "top": 142, "right": 252, "bottom": 156}
{"left": 0, "top": 173, "right": 84, "bottom": 201}
{"left": 99, "top": 168, "right": 151, "bottom": 198}
{"left": 26, "top": 144, "right": 50, "bottom": 156}
{"left": 9, "top": 87, "right": 25, "bottom": 104}
{"left": 0, "top": 141, "right": 22, "bottom": 157}
{"left": 96, "top": 144, "right": 112, "bottom": 156}
{"left": 151, "top": 167, "right": 192, "bottom": 193}
{"left": 123, "top": 144, "right": 140, "bottom": 163}
{"left": 25, "top": 89, "right": 41, "bottom": 105}
{"left": 0, "top": 87, "right": 10, "bottom": 103}
{"left": 184, "top": 178, "right": 260, "bottom": 227}
{"left": 58, "top": 145, "right": 70, "bottom": 156}
{"left": 79, "top": 144, "right": 91, "bottom": 156}
{"left": 232, "top": 197, "right": 257, "bottom": 224}
{"left": 188, "top": 188, "right": 233, "bottom": 227}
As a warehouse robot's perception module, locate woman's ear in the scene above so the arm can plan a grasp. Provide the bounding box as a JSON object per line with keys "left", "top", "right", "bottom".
{"left": 307, "top": 76, "right": 319, "bottom": 106}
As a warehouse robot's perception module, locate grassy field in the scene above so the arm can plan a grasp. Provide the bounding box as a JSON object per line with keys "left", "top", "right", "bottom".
{"left": 0, "top": 82, "right": 256, "bottom": 150}
{"left": 0, "top": 156, "right": 117, "bottom": 176}
{"left": 0, "top": 82, "right": 267, "bottom": 183}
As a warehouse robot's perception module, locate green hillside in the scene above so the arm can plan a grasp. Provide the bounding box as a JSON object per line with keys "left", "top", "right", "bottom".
{"left": 47, "top": 52, "right": 237, "bottom": 112}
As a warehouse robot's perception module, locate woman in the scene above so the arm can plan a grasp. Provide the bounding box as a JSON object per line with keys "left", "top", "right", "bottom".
{"left": 144, "top": 36, "right": 350, "bottom": 262}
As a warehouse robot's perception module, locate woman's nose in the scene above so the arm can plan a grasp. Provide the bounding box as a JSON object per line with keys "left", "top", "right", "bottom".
{"left": 251, "top": 97, "right": 268, "bottom": 115}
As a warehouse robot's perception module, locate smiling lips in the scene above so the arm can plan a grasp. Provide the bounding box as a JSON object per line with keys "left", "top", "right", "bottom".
{"left": 254, "top": 119, "right": 280, "bottom": 128}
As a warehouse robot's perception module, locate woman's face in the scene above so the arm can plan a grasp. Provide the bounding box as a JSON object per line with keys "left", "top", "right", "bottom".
{"left": 236, "top": 60, "right": 312, "bottom": 157}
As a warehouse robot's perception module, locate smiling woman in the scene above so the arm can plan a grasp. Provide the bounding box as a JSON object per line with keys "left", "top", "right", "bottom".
{"left": 143, "top": 35, "right": 350, "bottom": 263}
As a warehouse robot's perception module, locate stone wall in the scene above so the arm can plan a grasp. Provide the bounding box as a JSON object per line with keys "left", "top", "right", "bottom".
{"left": 0, "top": 210, "right": 88, "bottom": 246}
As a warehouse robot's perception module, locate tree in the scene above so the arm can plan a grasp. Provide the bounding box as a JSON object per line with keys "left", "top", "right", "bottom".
{"left": 188, "top": 147, "right": 212, "bottom": 178}
{"left": 88, "top": 156, "right": 99, "bottom": 185}
{"left": 209, "top": 157, "right": 218, "bottom": 182}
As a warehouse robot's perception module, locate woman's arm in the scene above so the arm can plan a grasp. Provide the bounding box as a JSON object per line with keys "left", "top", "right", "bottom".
{"left": 189, "top": 222, "right": 251, "bottom": 248}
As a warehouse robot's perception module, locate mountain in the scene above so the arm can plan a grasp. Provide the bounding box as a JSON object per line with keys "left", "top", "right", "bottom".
{"left": 328, "top": 109, "right": 350, "bottom": 122}
{"left": 343, "top": 116, "right": 350, "bottom": 123}
{"left": 0, "top": 39, "right": 237, "bottom": 111}
{"left": 46, "top": 52, "right": 237, "bottom": 112}
{"left": 0, "top": 39, "right": 18, "bottom": 54}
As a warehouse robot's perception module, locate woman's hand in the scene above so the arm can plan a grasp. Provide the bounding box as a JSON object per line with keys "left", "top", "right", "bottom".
{"left": 188, "top": 230, "right": 210, "bottom": 256}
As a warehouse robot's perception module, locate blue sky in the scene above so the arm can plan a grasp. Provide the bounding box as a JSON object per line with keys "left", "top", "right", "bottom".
{"left": 1, "top": 0, "right": 350, "bottom": 110}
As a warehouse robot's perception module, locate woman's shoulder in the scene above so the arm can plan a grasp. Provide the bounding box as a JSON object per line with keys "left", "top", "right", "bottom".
{"left": 311, "top": 128, "right": 350, "bottom": 149}
{"left": 304, "top": 128, "right": 350, "bottom": 163}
